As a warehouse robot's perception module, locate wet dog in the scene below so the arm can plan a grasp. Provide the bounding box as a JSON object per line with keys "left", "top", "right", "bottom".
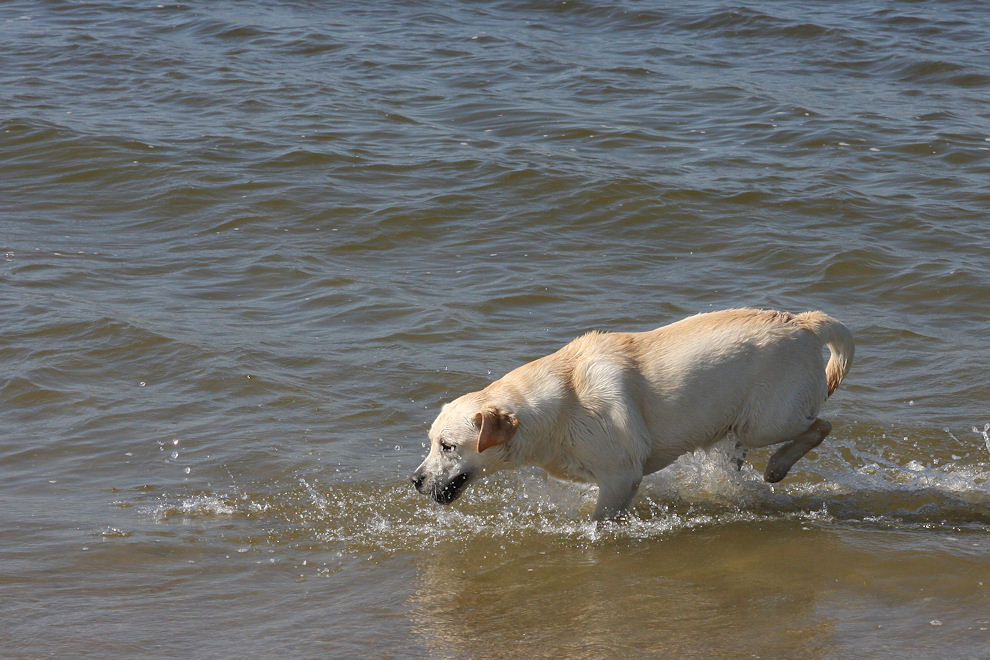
{"left": 411, "top": 309, "right": 854, "bottom": 520}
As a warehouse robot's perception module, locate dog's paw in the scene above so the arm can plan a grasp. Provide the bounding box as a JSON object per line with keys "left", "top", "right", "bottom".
{"left": 732, "top": 442, "right": 748, "bottom": 471}
{"left": 763, "top": 461, "right": 790, "bottom": 483}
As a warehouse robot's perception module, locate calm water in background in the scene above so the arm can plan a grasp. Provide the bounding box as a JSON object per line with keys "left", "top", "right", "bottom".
{"left": 2, "top": 1, "right": 990, "bottom": 656}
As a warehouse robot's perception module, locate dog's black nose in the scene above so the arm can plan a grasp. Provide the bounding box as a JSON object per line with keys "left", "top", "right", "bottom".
{"left": 410, "top": 471, "right": 425, "bottom": 490}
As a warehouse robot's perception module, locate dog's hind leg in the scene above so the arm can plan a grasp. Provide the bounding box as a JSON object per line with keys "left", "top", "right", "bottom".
{"left": 764, "top": 418, "right": 832, "bottom": 483}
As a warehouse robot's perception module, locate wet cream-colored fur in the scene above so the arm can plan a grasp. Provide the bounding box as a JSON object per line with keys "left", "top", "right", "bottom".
{"left": 411, "top": 308, "right": 854, "bottom": 520}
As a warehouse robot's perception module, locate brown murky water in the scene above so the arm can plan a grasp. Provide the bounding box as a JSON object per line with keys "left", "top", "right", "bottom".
{"left": 3, "top": 1, "right": 990, "bottom": 657}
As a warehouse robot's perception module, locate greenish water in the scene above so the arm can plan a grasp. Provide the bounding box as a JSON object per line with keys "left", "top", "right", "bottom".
{"left": 2, "top": 1, "right": 989, "bottom": 656}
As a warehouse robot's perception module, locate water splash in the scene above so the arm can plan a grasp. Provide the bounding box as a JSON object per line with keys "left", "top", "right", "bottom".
{"left": 150, "top": 493, "right": 239, "bottom": 521}
{"left": 978, "top": 422, "right": 990, "bottom": 457}
{"left": 145, "top": 434, "right": 990, "bottom": 557}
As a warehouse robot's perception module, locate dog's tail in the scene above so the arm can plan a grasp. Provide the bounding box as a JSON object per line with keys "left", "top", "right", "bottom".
{"left": 795, "top": 311, "right": 854, "bottom": 397}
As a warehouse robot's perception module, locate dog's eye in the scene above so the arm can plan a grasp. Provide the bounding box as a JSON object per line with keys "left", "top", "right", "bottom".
{"left": 439, "top": 440, "right": 456, "bottom": 453}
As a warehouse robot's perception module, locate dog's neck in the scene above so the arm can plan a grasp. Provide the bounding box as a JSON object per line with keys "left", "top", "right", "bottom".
{"left": 484, "top": 373, "right": 593, "bottom": 482}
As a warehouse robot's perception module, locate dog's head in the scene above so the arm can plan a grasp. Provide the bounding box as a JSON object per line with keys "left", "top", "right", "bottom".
{"left": 410, "top": 396, "right": 518, "bottom": 505}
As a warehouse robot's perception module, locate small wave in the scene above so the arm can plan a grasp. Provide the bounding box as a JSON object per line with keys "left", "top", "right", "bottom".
{"left": 261, "top": 148, "right": 352, "bottom": 169}
{"left": 675, "top": 7, "right": 847, "bottom": 44}
{"left": 150, "top": 492, "right": 250, "bottom": 522}
{"left": 0, "top": 376, "right": 75, "bottom": 408}
{"left": 531, "top": 0, "right": 668, "bottom": 30}
{"left": 891, "top": 59, "right": 990, "bottom": 88}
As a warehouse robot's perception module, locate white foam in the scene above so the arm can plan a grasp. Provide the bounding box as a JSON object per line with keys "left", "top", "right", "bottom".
{"left": 149, "top": 493, "right": 238, "bottom": 521}
{"left": 977, "top": 423, "right": 990, "bottom": 457}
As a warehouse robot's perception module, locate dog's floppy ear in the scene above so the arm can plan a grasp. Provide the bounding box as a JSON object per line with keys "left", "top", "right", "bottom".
{"left": 474, "top": 406, "right": 518, "bottom": 453}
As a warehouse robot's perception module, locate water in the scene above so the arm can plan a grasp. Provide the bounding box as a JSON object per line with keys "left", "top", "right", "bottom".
{"left": 2, "top": 1, "right": 990, "bottom": 656}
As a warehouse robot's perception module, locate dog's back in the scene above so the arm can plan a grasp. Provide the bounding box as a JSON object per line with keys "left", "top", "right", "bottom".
{"left": 604, "top": 309, "right": 853, "bottom": 470}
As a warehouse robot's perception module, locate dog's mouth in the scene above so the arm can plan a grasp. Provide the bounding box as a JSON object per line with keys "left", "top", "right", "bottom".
{"left": 431, "top": 471, "right": 472, "bottom": 505}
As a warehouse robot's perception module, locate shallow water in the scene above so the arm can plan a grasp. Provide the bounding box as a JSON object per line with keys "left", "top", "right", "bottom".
{"left": 2, "top": 1, "right": 990, "bottom": 657}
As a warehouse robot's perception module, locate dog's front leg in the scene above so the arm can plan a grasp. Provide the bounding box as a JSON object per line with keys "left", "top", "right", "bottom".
{"left": 592, "top": 471, "right": 642, "bottom": 521}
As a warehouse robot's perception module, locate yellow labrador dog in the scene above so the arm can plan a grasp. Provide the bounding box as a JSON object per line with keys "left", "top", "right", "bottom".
{"left": 411, "top": 309, "right": 854, "bottom": 520}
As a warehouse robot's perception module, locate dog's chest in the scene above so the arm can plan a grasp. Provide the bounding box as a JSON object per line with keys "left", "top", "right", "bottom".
{"left": 540, "top": 450, "right": 597, "bottom": 485}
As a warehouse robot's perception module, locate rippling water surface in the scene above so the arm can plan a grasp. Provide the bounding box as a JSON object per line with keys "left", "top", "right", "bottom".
{"left": 3, "top": 1, "right": 990, "bottom": 657}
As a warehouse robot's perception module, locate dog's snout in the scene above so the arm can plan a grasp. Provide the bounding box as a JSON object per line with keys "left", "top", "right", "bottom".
{"left": 410, "top": 470, "right": 425, "bottom": 491}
